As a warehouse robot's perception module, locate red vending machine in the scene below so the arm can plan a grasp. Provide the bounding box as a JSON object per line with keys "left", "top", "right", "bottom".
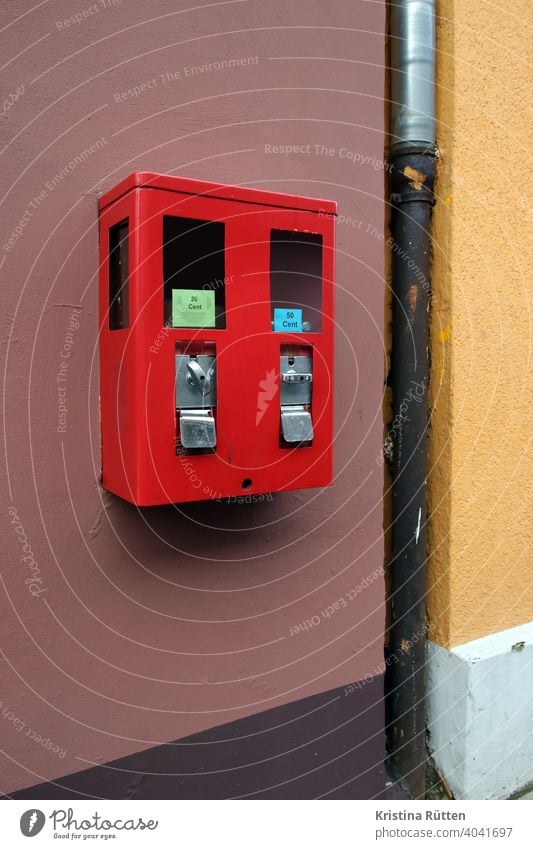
{"left": 98, "top": 173, "right": 336, "bottom": 505}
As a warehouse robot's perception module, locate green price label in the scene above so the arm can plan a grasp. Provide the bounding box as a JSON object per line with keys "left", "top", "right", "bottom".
{"left": 172, "top": 289, "right": 215, "bottom": 328}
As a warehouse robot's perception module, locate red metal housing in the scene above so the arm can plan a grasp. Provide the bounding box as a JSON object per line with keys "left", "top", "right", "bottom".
{"left": 98, "top": 172, "right": 336, "bottom": 505}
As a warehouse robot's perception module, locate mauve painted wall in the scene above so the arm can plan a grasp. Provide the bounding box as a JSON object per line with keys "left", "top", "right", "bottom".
{"left": 1, "top": 0, "right": 385, "bottom": 793}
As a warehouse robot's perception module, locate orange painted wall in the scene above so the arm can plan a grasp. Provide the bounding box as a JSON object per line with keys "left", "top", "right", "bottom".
{"left": 427, "top": 0, "right": 533, "bottom": 647}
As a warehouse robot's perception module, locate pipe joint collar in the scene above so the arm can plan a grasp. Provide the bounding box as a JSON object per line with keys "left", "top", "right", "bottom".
{"left": 389, "top": 150, "right": 437, "bottom": 206}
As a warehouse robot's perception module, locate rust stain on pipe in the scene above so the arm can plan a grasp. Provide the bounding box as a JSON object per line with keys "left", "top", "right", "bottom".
{"left": 407, "top": 283, "right": 418, "bottom": 322}
{"left": 403, "top": 166, "right": 426, "bottom": 190}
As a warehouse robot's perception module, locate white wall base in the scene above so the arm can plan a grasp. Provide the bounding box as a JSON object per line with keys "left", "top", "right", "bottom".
{"left": 427, "top": 621, "right": 533, "bottom": 800}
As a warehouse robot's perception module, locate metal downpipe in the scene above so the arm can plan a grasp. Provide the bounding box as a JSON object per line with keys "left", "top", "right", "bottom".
{"left": 386, "top": 0, "right": 437, "bottom": 799}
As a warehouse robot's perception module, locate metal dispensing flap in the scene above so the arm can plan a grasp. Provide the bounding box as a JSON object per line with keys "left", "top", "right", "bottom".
{"left": 280, "top": 405, "right": 314, "bottom": 443}
{"left": 180, "top": 410, "right": 216, "bottom": 449}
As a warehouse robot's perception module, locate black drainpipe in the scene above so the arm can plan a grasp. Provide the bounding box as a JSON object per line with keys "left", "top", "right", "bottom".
{"left": 386, "top": 0, "right": 437, "bottom": 799}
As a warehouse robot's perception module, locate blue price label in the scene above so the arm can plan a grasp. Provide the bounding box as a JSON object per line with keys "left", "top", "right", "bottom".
{"left": 274, "top": 308, "right": 303, "bottom": 332}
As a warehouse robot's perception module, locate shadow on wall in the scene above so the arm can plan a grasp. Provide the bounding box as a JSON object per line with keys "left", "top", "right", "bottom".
{"left": 98, "top": 487, "right": 333, "bottom": 579}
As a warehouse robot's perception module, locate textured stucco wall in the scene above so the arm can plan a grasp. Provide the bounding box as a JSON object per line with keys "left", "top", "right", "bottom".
{"left": 1, "top": 1, "right": 386, "bottom": 794}
{"left": 428, "top": 1, "right": 532, "bottom": 647}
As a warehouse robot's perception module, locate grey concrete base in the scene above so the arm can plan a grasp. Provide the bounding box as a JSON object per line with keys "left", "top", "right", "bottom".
{"left": 427, "top": 622, "right": 533, "bottom": 799}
